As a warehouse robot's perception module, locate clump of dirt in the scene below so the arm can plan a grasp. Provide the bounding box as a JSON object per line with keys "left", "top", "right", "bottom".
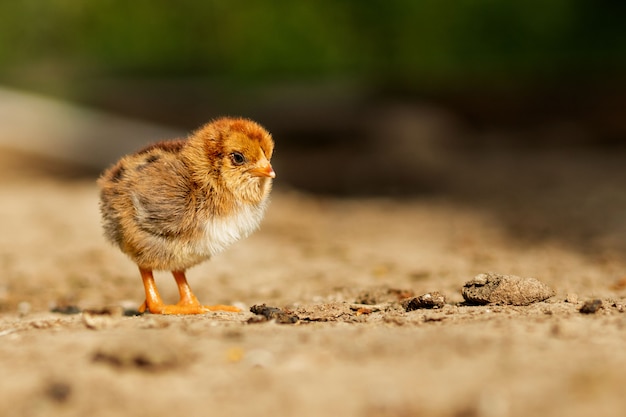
{"left": 249, "top": 304, "right": 299, "bottom": 324}
{"left": 402, "top": 292, "right": 446, "bottom": 311}
{"left": 462, "top": 272, "right": 555, "bottom": 306}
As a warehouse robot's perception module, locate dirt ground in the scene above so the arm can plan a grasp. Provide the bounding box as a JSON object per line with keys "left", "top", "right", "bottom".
{"left": 0, "top": 147, "right": 625, "bottom": 417}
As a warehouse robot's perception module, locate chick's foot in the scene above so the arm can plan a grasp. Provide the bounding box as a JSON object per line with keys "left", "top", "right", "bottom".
{"left": 139, "top": 301, "right": 240, "bottom": 315}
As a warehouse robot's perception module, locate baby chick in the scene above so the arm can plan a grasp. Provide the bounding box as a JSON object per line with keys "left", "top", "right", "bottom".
{"left": 98, "top": 117, "right": 275, "bottom": 314}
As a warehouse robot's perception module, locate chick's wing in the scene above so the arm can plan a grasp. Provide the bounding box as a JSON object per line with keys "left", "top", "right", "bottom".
{"left": 130, "top": 157, "right": 196, "bottom": 238}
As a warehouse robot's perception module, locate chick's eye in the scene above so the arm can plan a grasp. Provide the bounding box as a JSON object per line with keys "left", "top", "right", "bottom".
{"left": 230, "top": 152, "right": 246, "bottom": 166}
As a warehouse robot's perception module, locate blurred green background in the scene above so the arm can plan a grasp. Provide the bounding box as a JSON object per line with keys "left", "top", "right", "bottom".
{"left": 1, "top": 0, "right": 625, "bottom": 192}
{"left": 2, "top": 1, "right": 625, "bottom": 89}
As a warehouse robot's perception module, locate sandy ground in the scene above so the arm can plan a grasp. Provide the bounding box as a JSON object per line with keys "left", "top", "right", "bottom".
{"left": 0, "top": 147, "right": 625, "bottom": 417}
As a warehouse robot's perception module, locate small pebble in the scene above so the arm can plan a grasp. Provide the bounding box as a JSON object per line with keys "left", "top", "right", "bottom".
{"left": 579, "top": 299, "right": 603, "bottom": 314}
{"left": 565, "top": 293, "right": 579, "bottom": 304}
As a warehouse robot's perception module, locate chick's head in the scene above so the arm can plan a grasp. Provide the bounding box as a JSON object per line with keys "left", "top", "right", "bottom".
{"left": 185, "top": 117, "right": 275, "bottom": 204}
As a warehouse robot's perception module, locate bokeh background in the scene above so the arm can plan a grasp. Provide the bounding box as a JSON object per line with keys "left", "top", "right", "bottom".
{"left": 0, "top": 0, "right": 625, "bottom": 255}
{"left": 0, "top": 0, "right": 626, "bottom": 187}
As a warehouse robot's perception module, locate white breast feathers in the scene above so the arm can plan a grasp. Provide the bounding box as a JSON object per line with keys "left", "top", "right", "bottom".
{"left": 197, "top": 200, "right": 269, "bottom": 257}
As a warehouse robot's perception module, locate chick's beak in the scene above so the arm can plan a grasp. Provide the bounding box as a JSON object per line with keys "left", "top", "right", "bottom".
{"left": 250, "top": 162, "right": 276, "bottom": 178}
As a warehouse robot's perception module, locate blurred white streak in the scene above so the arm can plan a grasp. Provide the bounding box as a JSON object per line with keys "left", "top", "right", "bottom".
{"left": 0, "top": 86, "right": 183, "bottom": 170}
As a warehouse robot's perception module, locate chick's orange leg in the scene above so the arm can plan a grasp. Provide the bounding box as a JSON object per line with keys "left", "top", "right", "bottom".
{"left": 138, "top": 267, "right": 166, "bottom": 314}
{"left": 138, "top": 267, "right": 240, "bottom": 314}
{"left": 172, "top": 270, "right": 241, "bottom": 313}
